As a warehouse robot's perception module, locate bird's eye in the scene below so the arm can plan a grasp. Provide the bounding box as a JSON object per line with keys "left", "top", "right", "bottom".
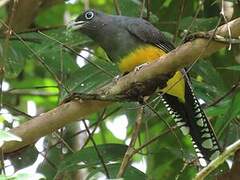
{"left": 85, "top": 11, "right": 94, "bottom": 20}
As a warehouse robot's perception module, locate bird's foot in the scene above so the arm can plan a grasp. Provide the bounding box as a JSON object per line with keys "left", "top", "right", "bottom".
{"left": 112, "top": 75, "right": 122, "bottom": 84}
{"left": 61, "top": 92, "right": 82, "bottom": 104}
{"left": 123, "top": 79, "right": 159, "bottom": 103}
{"left": 134, "top": 63, "right": 149, "bottom": 72}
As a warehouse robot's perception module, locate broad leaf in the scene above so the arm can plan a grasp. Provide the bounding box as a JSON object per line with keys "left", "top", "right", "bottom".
{"left": 0, "top": 130, "right": 22, "bottom": 147}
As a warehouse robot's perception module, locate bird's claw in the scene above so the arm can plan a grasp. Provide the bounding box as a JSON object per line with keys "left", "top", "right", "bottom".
{"left": 61, "top": 92, "right": 82, "bottom": 104}
{"left": 134, "top": 63, "right": 149, "bottom": 72}
{"left": 112, "top": 75, "right": 122, "bottom": 84}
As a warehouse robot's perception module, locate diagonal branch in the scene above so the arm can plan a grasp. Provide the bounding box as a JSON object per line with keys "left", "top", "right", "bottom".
{"left": 1, "top": 17, "right": 240, "bottom": 154}
{"left": 117, "top": 107, "right": 144, "bottom": 178}
{"left": 195, "top": 139, "right": 240, "bottom": 180}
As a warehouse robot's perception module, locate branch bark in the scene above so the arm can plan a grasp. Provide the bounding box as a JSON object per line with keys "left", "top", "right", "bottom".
{"left": 2, "top": 17, "right": 240, "bottom": 154}
{"left": 195, "top": 139, "right": 240, "bottom": 180}
{"left": 5, "top": 0, "right": 64, "bottom": 32}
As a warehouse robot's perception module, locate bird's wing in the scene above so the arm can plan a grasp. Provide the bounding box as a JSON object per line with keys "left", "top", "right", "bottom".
{"left": 125, "top": 18, "right": 175, "bottom": 52}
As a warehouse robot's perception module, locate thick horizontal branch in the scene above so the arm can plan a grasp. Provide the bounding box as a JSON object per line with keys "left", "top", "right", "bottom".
{"left": 2, "top": 101, "right": 111, "bottom": 153}
{"left": 2, "top": 17, "right": 240, "bottom": 154}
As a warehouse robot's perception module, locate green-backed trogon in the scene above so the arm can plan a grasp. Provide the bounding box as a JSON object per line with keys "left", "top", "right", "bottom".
{"left": 68, "top": 10, "right": 221, "bottom": 166}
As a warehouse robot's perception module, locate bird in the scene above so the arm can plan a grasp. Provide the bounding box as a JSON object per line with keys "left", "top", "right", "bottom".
{"left": 68, "top": 9, "right": 221, "bottom": 167}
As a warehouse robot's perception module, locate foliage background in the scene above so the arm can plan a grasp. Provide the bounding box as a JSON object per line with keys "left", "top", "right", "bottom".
{"left": 0, "top": 0, "right": 240, "bottom": 179}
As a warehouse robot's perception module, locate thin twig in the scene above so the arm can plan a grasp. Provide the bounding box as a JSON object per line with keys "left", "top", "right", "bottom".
{"left": 159, "top": 21, "right": 177, "bottom": 25}
{"left": 38, "top": 31, "right": 114, "bottom": 78}
{"left": 83, "top": 0, "right": 89, "bottom": 11}
{"left": 0, "top": 149, "right": 5, "bottom": 174}
{"left": 73, "top": 47, "right": 110, "bottom": 62}
{"left": 173, "top": 0, "right": 185, "bottom": 42}
{"left": 179, "top": 0, "right": 205, "bottom": 45}
{"left": 53, "top": 132, "right": 74, "bottom": 153}
{"left": 69, "top": 107, "right": 120, "bottom": 139}
{"left": 183, "top": 16, "right": 223, "bottom": 73}
{"left": 0, "top": 0, "right": 18, "bottom": 109}
{"left": 144, "top": 118, "right": 150, "bottom": 157}
{"left": 140, "top": 0, "right": 145, "bottom": 18}
{"left": 82, "top": 120, "right": 110, "bottom": 178}
{"left": 8, "top": 86, "right": 58, "bottom": 92}
{"left": 59, "top": 45, "right": 64, "bottom": 104}
{"left": 144, "top": 103, "right": 183, "bottom": 154}
{"left": 42, "top": 107, "right": 121, "bottom": 154}
{"left": 3, "top": 103, "right": 32, "bottom": 119}
{"left": 207, "top": 80, "right": 240, "bottom": 107}
{"left": 6, "top": 0, "right": 18, "bottom": 34}
{"left": 117, "top": 107, "right": 144, "bottom": 178}
{"left": 39, "top": 151, "right": 57, "bottom": 170}
{"left": 146, "top": 0, "right": 151, "bottom": 20}
{"left": 0, "top": 20, "right": 69, "bottom": 94}
{"left": 113, "top": 0, "right": 121, "bottom": 15}
{"left": 134, "top": 125, "right": 178, "bottom": 156}
{"left": 175, "top": 161, "right": 189, "bottom": 180}
{"left": 4, "top": 90, "right": 58, "bottom": 97}
{"left": 81, "top": 109, "right": 106, "bottom": 148}
{"left": 0, "top": 36, "right": 41, "bottom": 43}
{"left": 16, "top": 25, "right": 64, "bottom": 34}
{"left": 220, "top": 0, "right": 232, "bottom": 50}
{"left": 195, "top": 139, "right": 240, "bottom": 180}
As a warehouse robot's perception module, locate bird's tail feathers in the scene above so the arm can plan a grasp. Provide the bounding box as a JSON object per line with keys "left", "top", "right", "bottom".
{"left": 161, "top": 82, "right": 221, "bottom": 167}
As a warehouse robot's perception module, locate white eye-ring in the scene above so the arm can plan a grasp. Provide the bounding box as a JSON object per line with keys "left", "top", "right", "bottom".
{"left": 85, "top": 11, "right": 94, "bottom": 20}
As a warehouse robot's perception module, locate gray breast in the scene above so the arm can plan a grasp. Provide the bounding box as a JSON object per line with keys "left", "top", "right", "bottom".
{"left": 95, "top": 17, "right": 145, "bottom": 62}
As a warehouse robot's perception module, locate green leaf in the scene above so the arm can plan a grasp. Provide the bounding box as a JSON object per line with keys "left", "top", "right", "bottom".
{"left": 216, "top": 92, "right": 240, "bottom": 137}
{"left": 35, "top": 4, "right": 65, "bottom": 26}
{"left": 118, "top": 0, "right": 141, "bottom": 16}
{"left": 86, "top": 163, "right": 146, "bottom": 180}
{"left": 11, "top": 146, "right": 39, "bottom": 172}
{"left": 0, "top": 130, "right": 22, "bottom": 147}
{"left": 11, "top": 171, "right": 45, "bottom": 180}
{"left": 37, "top": 146, "right": 63, "bottom": 180}
{"left": 206, "top": 99, "right": 231, "bottom": 117}
{"left": 218, "top": 66, "right": 240, "bottom": 71}
{"left": 0, "top": 175, "right": 7, "bottom": 180}
{"left": 0, "top": 41, "right": 26, "bottom": 78}
{"left": 60, "top": 57, "right": 118, "bottom": 100}
{"left": 191, "top": 60, "right": 227, "bottom": 101}
{"left": 58, "top": 144, "right": 128, "bottom": 173}
{"left": 0, "top": 168, "right": 45, "bottom": 180}
{"left": 179, "top": 17, "right": 219, "bottom": 32}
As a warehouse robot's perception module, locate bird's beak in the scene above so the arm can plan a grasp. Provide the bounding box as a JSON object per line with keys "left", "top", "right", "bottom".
{"left": 67, "top": 20, "right": 86, "bottom": 31}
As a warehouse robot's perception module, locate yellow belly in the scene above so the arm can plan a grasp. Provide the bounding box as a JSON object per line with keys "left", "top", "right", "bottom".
{"left": 118, "top": 45, "right": 185, "bottom": 102}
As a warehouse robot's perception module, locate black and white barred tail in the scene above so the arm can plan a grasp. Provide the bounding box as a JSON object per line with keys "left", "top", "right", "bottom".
{"left": 161, "top": 79, "right": 221, "bottom": 167}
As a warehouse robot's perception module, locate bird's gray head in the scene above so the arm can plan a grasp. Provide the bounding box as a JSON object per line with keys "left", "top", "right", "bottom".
{"left": 68, "top": 10, "right": 107, "bottom": 37}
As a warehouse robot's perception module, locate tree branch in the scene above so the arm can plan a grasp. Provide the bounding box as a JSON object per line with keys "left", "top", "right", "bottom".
{"left": 195, "top": 139, "right": 240, "bottom": 180}
{"left": 4, "top": 0, "right": 64, "bottom": 32}
{"left": 2, "top": 17, "right": 240, "bottom": 154}
{"left": 117, "top": 107, "right": 144, "bottom": 178}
